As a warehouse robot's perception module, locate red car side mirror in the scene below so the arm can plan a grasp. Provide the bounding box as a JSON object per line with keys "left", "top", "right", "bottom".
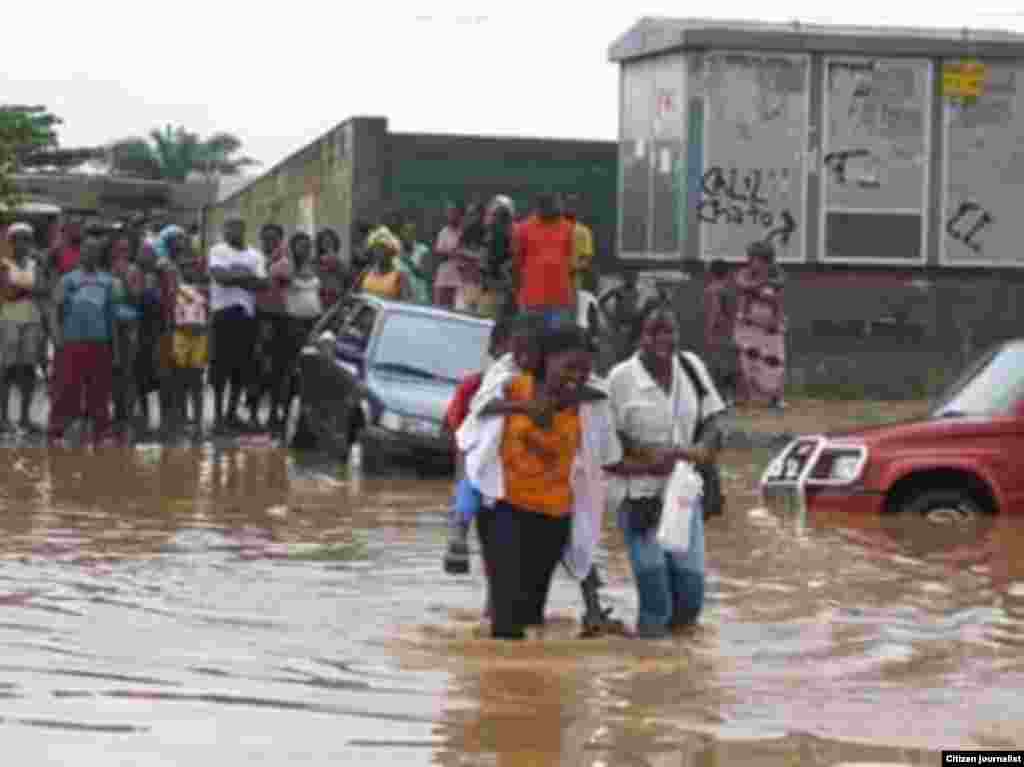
{"left": 1014, "top": 400, "right": 1024, "bottom": 418}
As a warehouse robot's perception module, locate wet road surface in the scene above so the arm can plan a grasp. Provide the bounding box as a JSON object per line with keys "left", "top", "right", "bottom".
{"left": 0, "top": 437, "right": 1021, "bottom": 765}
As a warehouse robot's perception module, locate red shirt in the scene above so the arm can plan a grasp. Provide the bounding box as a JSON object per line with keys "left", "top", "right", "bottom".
{"left": 446, "top": 372, "right": 484, "bottom": 434}
{"left": 57, "top": 245, "right": 81, "bottom": 276}
{"left": 514, "top": 215, "right": 574, "bottom": 310}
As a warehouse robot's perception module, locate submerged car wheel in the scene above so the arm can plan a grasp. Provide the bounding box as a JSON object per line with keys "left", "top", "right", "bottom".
{"left": 899, "top": 488, "right": 987, "bottom": 523}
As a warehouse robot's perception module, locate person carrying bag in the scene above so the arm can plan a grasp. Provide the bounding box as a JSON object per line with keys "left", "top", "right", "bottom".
{"left": 605, "top": 306, "right": 727, "bottom": 638}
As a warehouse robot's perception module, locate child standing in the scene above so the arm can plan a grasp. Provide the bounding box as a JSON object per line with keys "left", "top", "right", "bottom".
{"left": 48, "top": 236, "right": 119, "bottom": 445}
{"left": 172, "top": 249, "right": 210, "bottom": 436}
{"left": 442, "top": 317, "right": 517, "bottom": 574}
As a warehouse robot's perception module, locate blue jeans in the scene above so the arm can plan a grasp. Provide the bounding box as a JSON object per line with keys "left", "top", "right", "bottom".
{"left": 622, "top": 498, "right": 705, "bottom": 636}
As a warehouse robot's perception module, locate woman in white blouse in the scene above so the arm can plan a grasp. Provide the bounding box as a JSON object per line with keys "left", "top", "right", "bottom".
{"left": 606, "top": 305, "right": 726, "bottom": 638}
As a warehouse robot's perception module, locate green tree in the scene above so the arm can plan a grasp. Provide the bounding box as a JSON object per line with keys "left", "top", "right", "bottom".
{"left": 0, "top": 105, "right": 62, "bottom": 219}
{"left": 108, "top": 126, "right": 258, "bottom": 182}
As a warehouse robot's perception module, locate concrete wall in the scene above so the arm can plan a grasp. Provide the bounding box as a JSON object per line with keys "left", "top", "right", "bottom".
{"left": 204, "top": 117, "right": 619, "bottom": 268}
{"left": 205, "top": 119, "right": 359, "bottom": 254}
{"left": 386, "top": 131, "right": 617, "bottom": 268}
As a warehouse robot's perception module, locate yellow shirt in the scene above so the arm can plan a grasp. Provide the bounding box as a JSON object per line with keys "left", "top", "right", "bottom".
{"left": 360, "top": 270, "right": 402, "bottom": 300}
{"left": 571, "top": 222, "right": 594, "bottom": 289}
{"left": 500, "top": 375, "right": 580, "bottom": 517}
{"left": 0, "top": 257, "right": 40, "bottom": 324}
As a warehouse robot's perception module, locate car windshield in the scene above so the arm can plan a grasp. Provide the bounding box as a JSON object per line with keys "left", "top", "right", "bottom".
{"left": 371, "top": 312, "right": 491, "bottom": 384}
{"left": 932, "top": 342, "right": 1024, "bottom": 417}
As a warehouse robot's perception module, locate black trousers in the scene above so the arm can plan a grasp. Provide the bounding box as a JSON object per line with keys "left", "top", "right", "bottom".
{"left": 210, "top": 307, "right": 256, "bottom": 394}
{"left": 478, "top": 502, "right": 571, "bottom": 640}
{"left": 247, "top": 310, "right": 292, "bottom": 411}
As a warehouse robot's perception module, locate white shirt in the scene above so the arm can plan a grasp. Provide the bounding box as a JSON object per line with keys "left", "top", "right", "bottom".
{"left": 607, "top": 352, "right": 726, "bottom": 498}
{"left": 208, "top": 243, "right": 266, "bottom": 317}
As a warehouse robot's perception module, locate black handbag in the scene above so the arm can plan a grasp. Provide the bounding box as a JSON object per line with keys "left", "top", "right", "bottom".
{"left": 625, "top": 496, "right": 663, "bottom": 534}
{"left": 677, "top": 352, "right": 726, "bottom": 519}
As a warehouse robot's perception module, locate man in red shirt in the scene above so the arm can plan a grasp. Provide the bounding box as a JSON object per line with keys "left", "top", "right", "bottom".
{"left": 513, "top": 193, "right": 575, "bottom": 318}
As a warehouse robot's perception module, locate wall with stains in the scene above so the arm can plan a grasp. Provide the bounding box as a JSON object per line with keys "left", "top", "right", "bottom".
{"left": 206, "top": 117, "right": 618, "bottom": 270}
{"left": 205, "top": 119, "right": 358, "bottom": 256}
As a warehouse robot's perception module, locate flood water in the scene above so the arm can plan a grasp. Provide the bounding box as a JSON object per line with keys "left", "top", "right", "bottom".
{"left": 0, "top": 441, "right": 1022, "bottom": 765}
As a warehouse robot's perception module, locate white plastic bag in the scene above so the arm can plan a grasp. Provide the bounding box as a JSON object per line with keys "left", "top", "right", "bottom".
{"left": 656, "top": 461, "right": 704, "bottom": 554}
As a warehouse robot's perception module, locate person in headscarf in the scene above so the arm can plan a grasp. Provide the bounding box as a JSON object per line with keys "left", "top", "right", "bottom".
{"left": 0, "top": 223, "right": 47, "bottom": 433}
{"left": 479, "top": 195, "right": 517, "bottom": 320}
{"left": 733, "top": 240, "right": 787, "bottom": 409}
{"left": 359, "top": 227, "right": 410, "bottom": 301}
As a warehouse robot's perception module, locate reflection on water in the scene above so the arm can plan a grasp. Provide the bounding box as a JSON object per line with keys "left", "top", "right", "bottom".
{"left": 0, "top": 445, "right": 1020, "bottom": 764}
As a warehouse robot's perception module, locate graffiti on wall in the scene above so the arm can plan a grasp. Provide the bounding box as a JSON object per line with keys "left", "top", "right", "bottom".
{"left": 944, "top": 61, "right": 1022, "bottom": 265}
{"left": 695, "top": 51, "right": 808, "bottom": 261}
{"left": 824, "top": 58, "right": 929, "bottom": 214}
{"left": 946, "top": 201, "right": 995, "bottom": 255}
{"left": 696, "top": 166, "right": 798, "bottom": 244}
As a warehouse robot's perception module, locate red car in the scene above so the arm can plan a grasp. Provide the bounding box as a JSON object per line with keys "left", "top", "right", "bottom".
{"left": 760, "top": 340, "right": 1024, "bottom": 522}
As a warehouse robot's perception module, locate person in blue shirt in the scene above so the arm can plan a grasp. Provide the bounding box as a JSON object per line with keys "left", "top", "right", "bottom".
{"left": 47, "top": 236, "right": 120, "bottom": 445}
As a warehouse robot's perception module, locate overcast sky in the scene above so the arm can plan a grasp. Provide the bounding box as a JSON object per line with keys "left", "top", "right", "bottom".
{"left": 5, "top": 1, "right": 1024, "bottom": 174}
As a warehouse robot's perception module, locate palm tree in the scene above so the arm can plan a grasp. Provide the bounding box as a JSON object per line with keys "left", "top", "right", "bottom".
{"left": 108, "top": 126, "right": 258, "bottom": 182}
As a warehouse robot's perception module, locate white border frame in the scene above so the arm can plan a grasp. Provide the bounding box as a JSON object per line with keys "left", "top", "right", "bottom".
{"left": 819, "top": 55, "right": 933, "bottom": 266}
{"left": 939, "top": 61, "right": 1024, "bottom": 268}
{"left": 698, "top": 50, "right": 812, "bottom": 265}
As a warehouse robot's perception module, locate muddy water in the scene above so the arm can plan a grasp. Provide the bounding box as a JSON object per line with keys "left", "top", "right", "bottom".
{"left": 0, "top": 443, "right": 1021, "bottom": 765}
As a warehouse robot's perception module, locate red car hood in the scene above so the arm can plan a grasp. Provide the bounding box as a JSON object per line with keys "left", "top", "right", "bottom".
{"left": 824, "top": 414, "right": 1007, "bottom": 448}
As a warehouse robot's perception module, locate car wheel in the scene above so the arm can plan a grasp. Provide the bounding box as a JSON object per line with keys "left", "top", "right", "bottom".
{"left": 898, "top": 488, "right": 988, "bottom": 524}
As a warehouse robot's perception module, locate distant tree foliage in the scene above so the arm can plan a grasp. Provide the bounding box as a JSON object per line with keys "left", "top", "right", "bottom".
{"left": 108, "top": 126, "right": 258, "bottom": 182}
{"left": 0, "top": 105, "right": 63, "bottom": 219}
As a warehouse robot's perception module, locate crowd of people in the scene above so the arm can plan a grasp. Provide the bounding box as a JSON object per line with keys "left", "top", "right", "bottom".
{"left": 0, "top": 189, "right": 793, "bottom": 643}
{"left": 0, "top": 188, "right": 788, "bottom": 446}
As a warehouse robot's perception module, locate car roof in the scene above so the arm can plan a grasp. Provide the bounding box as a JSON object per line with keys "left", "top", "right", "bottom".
{"left": 354, "top": 296, "right": 494, "bottom": 327}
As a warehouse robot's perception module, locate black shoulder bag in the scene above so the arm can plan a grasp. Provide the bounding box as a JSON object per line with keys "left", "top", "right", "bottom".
{"left": 677, "top": 352, "right": 726, "bottom": 519}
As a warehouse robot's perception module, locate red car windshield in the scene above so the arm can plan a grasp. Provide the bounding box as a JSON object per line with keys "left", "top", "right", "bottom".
{"left": 933, "top": 342, "right": 1024, "bottom": 417}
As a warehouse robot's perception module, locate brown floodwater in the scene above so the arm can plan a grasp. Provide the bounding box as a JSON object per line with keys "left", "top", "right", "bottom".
{"left": 0, "top": 440, "right": 1021, "bottom": 765}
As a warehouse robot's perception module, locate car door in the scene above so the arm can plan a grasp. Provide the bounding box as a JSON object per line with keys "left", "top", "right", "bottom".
{"left": 317, "top": 303, "right": 380, "bottom": 447}
{"left": 1003, "top": 399, "right": 1024, "bottom": 512}
{"left": 298, "top": 299, "right": 352, "bottom": 408}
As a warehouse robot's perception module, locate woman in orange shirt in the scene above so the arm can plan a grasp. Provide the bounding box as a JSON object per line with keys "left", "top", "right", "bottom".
{"left": 473, "top": 325, "right": 601, "bottom": 639}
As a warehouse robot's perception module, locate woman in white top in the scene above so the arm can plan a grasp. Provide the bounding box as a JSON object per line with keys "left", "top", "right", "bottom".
{"left": 282, "top": 232, "right": 322, "bottom": 427}
{"left": 606, "top": 305, "right": 727, "bottom": 638}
